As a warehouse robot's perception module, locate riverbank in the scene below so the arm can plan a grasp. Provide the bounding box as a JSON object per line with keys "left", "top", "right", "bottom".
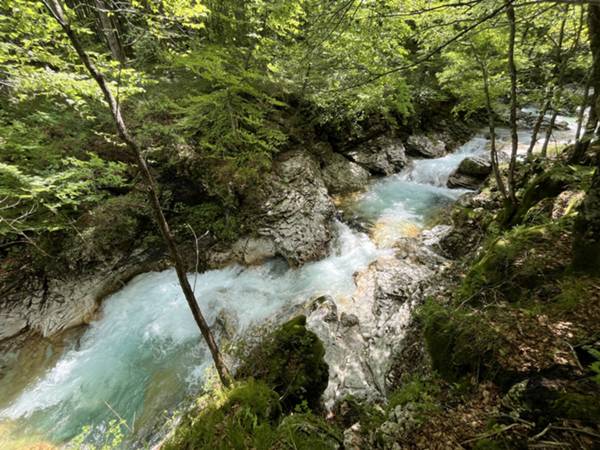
{"left": 0, "top": 108, "right": 479, "bottom": 447}
{"left": 2, "top": 108, "right": 595, "bottom": 449}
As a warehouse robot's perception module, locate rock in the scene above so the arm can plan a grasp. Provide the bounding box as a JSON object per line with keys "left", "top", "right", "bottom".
{"left": 308, "top": 295, "right": 338, "bottom": 323}
{"left": 405, "top": 135, "right": 447, "bottom": 158}
{"left": 232, "top": 236, "right": 277, "bottom": 265}
{"left": 236, "top": 315, "right": 329, "bottom": 412}
{"left": 322, "top": 153, "right": 370, "bottom": 194}
{"left": 517, "top": 110, "right": 570, "bottom": 131}
{"left": 0, "top": 315, "right": 28, "bottom": 341}
{"left": 241, "top": 151, "right": 337, "bottom": 266}
{"left": 0, "top": 252, "right": 166, "bottom": 342}
{"left": 306, "top": 241, "right": 445, "bottom": 408}
{"left": 457, "top": 156, "right": 492, "bottom": 177}
{"left": 447, "top": 156, "right": 491, "bottom": 189}
{"left": 447, "top": 172, "right": 484, "bottom": 190}
{"left": 346, "top": 136, "right": 407, "bottom": 175}
{"left": 340, "top": 312, "right": 359, "bottom": 327}
{"left": 343, "top": 423, "right": 363, "bottom": 450}
{"left": 551, "top": 190, "right": 585, "bottom": 220}
{"left": 213, "top": 308, "right": 239, "bottom": 341}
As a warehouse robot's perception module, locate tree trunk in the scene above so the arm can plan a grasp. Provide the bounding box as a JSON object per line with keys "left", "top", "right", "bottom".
{"left": 94, "top": 0, "right": 126, "bottom": 63}
{"left": 529, "top": 10, "right": 569, "bottom": 158}
{"left": 41, "top": 0, "right": 233, "bottom": 387}
{"left": 571, "top": 4, "right": 600, "bottom": 163}
{"left": 541, "top": 109, "right": 559, "bottom": 157}
{"left": 573, "top": 4, "right": 600, "bottom": 272}
{"left": 476, "top": 50, "right": 509, "bottom": 202}
{"left": 576, "top": 71, "right": 592, "bottom": 141}
{"left": 506, "top": 0, "right": 519, "bottom": 210}
{"left": 527, "top": 88, "right": 552, "bottom": 157}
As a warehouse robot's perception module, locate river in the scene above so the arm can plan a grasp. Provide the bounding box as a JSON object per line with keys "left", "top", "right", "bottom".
{"left": 0, "top": 116, "right": 579, "bottom": 448}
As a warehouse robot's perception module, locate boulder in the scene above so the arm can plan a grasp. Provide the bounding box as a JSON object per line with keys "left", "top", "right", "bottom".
{"left": 232, "top": 236, "right": 277, "bottom": 265}
{"left": 322, "top": 153, "right": 370, "bottom": 194}
{"left": 0, "top": 251, "right": 166, "bottom": 342}
{"left": 346, "top": 136, "right": 407, "bottom": 175}
{"left": 236, "top": 316, "right": 329, "bottom": 412}
{"left": 305, "top": 239, "right": 447, "bottom": 409}
{"left": 447, "top": 156, "right": 491, "bottom": 190}
{"left": 241, "top": 151, "right": 337, "bottom": 266}
{"left": 0, "top": 315, "right": 28, "bottom": 341}
{"left": 405, "top": 135, "right": 447, "bottom": 158}
{"left": 447, "top": 172, "right": 484, "bottom": 190}
{"left": 457, "top": 156, "right": 492, "bottom": 177}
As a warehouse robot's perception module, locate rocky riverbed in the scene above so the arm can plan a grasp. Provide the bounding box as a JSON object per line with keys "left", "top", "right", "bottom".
{"left": 0, "top": 110, "right": 581, "bottom": 447}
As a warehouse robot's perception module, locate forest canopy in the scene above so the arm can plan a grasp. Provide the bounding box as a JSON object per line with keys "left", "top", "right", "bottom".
{"left": 0, "top": 0, "right": 593, "bottom": 251}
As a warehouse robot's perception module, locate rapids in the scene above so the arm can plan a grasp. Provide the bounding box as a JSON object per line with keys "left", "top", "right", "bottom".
{"left": 0, "top": 115, "right": 579, "bottom": 448}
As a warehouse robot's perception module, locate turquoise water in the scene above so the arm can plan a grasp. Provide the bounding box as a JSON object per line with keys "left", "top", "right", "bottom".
{"left": 0, "top": 224, "right": 381, "bottom": 447}
{"left": 0, "top": 132, "right": 503, "bottom": 448}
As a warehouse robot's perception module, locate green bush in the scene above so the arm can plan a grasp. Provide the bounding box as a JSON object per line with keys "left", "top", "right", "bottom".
{"left": 164, "top": 379, "right": 281, "bottom": 450}
{"left": 387, "top": 375, "right": 440, "bottom": 413}
{"left": 173, "top": 202, "right": 241, "bottom": 243}
{"left": 67, "top": 192, "right": 151, "bottom": 265}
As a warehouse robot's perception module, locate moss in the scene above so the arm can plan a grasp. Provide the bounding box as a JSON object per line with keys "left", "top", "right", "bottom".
{"left": 387, "top": 375, "right": 440, "bottom": 413}
{"left": 511, "top": 163, "right": 592, "bottom": 226}
{"left": 164, "top": 379, "right": 281, "bottom": 450}
{"left": 549, "top": 276, "right": 592, "bottom": 312}
{"left": 237, "top": 316, "right": 329, "bottom": 412}
{"left": 386, "top": 374, "right": 441, "bottom": 426}
{"left": 275, "top": 413, "right": 342, "bottom": 450}
{"left": 472, "top": 438, "right": 506, "bottom": 450}
{"left": 458, "top": 222, "right": 570, "bottom": 303}
{"left": 419, "top": 300, "right": 503, "bottom": 382}
{"left": 552, "top": 392, "right": 600, "bottom": 423}
{"left": 332, "top": 395, "right": 386, "bottom": 433}
{"left": 164, "top": 379, "right": 341, "bottom": 450}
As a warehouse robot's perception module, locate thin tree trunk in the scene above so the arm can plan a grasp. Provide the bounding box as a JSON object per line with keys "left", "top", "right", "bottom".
{"left": 576, "top": 71, "right": 592, "bottom": 141}
{"left": 527, "top": 87, "right": 552, "bottom": 157}
{"left": 541, "top": 109, "right": 559, "bottom": 157}
{"left": 94, "top": 0, "right": 126, "bottom": 63}
{"left": 506, "top": 0, "right": 519, "bottom": 208}
{"left": 528, "top": 11, "right": 570, "bottom": 158}
{"left": 41, "top": 0, "right": 232, "bottom": 387}
{"left": 474, "top": 47, "right": 509, "bottom": 201}
{"left": 542, "top": 5, "right": 583, "bottom": 159}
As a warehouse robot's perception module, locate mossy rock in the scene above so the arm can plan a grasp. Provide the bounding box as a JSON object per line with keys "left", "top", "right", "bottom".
{"left": 275, "top": 413, "right": 342, "bottom": 450}
{"left": 237, "top": 316, "right": 329, "bottom": 411}
{"left": 552, "top": 392, "right": 600, "bottom": 423}
{"left": 511, "top": 163, "right": 592, "bottom": 226}
{"left": 165, "top": 379, "right": 341, "bottom": 450}
{"left": 458, "top": 222, "right": 571, "bottom": 303}
{"left": 164, "top": 379, "right": 282, "bottom": 450}
{"left": 419, "top": 300, "right": 503, "bottom": 382}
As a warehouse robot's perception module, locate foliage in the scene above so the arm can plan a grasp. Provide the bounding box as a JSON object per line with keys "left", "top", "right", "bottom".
{"left": 68, "top": 192, "right": 152, "bottom": 265}
{"left": 388, "top": 375, "right": 441, "bottom": 414}
{"left": 0, "top": 155, "right": 129, "bottom": 237}
{"left": 172, "top": 202, "right": 240, "bottom": 243}
{"left": 69, "top": 419, "right": 128, "bottom": 450}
